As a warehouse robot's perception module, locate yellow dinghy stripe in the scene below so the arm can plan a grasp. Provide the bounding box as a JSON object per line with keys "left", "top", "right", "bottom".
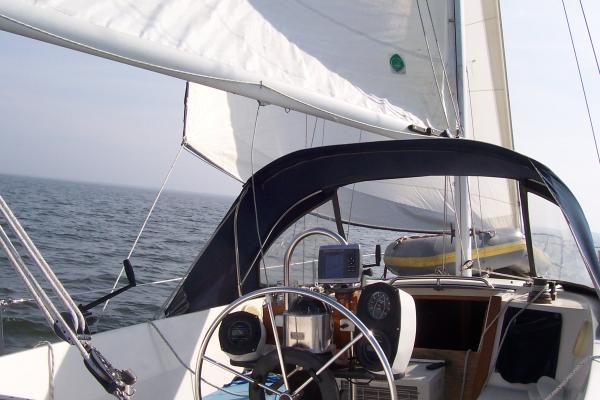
{"left": 384, "top": 240, "right": 527, "bottom": 268}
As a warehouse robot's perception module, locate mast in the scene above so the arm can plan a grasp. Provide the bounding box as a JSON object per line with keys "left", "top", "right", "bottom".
{"left": 453, "top": 0, "right": 473, "bottom": 277}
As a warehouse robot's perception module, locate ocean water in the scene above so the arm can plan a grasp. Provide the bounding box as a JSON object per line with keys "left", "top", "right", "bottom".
{"left": 0, "top": 174, "right": 395, "bottom": 355}
{"left": 0, "top": 174, "right": 234, "bottom": 353}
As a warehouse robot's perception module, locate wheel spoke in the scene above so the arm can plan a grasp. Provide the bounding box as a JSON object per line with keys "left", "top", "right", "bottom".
{"left": 268, "top": 366, "right": 303, "bottom": 390}
{"left": 265, "top": 294, "right": 290, "bottom": 391}
{"left": 292, "top": 332, "right": 365, "bottom": 396}
{"left": 202, "top": 356, "right": 282, "bottom": 396}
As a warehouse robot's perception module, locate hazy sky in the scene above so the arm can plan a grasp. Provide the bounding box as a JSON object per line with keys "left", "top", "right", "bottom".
{"left": 0, "top": 0, "right": 599, "bottom": 229}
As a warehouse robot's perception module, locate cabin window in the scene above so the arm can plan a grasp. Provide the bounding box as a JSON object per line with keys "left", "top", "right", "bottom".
{"left": 527, "top": 192, "right": 593, "bottom": 287}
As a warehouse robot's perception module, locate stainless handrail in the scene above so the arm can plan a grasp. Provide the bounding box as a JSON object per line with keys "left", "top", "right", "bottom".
{"left": 282, "top": 227, "right": 347, "bottom": 308}
{"left": 0, "top": 225, "right": 88, "bottom": 357}
{"left": 0, "top": 196, "right": 86, "bottom": 332}
{"left": 389, "top": 274, "right": 495, "bottom": 288}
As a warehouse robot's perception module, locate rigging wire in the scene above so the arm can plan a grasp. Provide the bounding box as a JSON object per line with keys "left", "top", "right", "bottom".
{"left": 485, "top": 288, "right": 546, "bottom": 387}
{"left": 345, "top": 130, "right": 363, "bottom": 240}
{"left": 250, "top": 103, "right": 270, "bottom": 287}
{"left": 543, "top": 355, "right": 600, "bottom": 400}
{"left": 561, "top": 0, "right": 600, "bottom": 167}
{"left": 578, "top": 0, "right": 599, "bottom": 75}
{"left": 441, "top": 176, "right": 449, "bottom": 273}
{"left": 126, "top": 143, "right": 185, "bottom": 260}
{"left": 478, "top": 292, "right": 528, "bottom": 350}
{"left": 299, "top": 115, "right": 319, "bottom": 283}
{"left": 424, "top": 0, "right": 462, "bottom": 132}
{"left": 307, "top": 116, "right": 320, "bottom": 283}
{"left": 418, "top": 0, "right": 460, "bottom": 273}
{"left": 302, "top": 115, "right": 309, "bottom": 285}
{"left": 448, "top": 177, "right": 468, "bottom": 269}
{"left": 99, "top": 142, "right": 185, "bottom": 318}
{"left": 465, "top": 67, "right": 485, "bottom": 273}
{"left": 415, "top": 0, "right": 451, "bottom": 131}
{"left": 309, "top": 115, "right": 319, "bottom": 148}
{"left": 467, "top": 182, "right": 482, "bottom": 276}
{"left": 319, "top": 119, "right": 327, "bottom": 282}
{"left": 0, "top": 277, "right": 184, "bottom": 306}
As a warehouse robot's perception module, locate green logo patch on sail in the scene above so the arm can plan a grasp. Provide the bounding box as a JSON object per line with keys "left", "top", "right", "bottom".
{"left": 389, "top": 53, "right": 405, "bottom": 73}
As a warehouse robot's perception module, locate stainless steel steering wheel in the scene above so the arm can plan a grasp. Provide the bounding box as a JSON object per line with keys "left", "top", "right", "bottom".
{"left": 195, "top": 286, "right": 397, "bottom": 400}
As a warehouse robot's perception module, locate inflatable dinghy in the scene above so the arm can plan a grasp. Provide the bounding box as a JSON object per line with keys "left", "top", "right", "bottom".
{"left": 384, "top": 228, "right": 529, "bottom": 275}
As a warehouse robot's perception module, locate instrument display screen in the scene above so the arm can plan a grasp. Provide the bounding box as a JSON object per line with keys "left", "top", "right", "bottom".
{"left": 322, "top": 253, "right": 344, "bottom": 276}
{"left": 317, "top": 244, "right": 362, "bottom": 284}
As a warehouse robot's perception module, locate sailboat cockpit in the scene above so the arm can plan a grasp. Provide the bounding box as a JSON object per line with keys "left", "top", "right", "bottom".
{"left": 154, "top": 139, "right": 599, "bottom": 400}
{"left": 0, "top": 0, "right": 599, "bottom": 399}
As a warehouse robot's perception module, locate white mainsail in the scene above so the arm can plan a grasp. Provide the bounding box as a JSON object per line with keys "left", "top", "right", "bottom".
{"left": 0, "top": 0, "right": 517, "bottom": 232}
{"left": 183, "top": 0, "right": 517, "bottom": 232}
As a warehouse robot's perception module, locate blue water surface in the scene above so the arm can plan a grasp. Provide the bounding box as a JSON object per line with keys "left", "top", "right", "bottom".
{"left": 0, "top": 173, "right": 234, "bottom": 353}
